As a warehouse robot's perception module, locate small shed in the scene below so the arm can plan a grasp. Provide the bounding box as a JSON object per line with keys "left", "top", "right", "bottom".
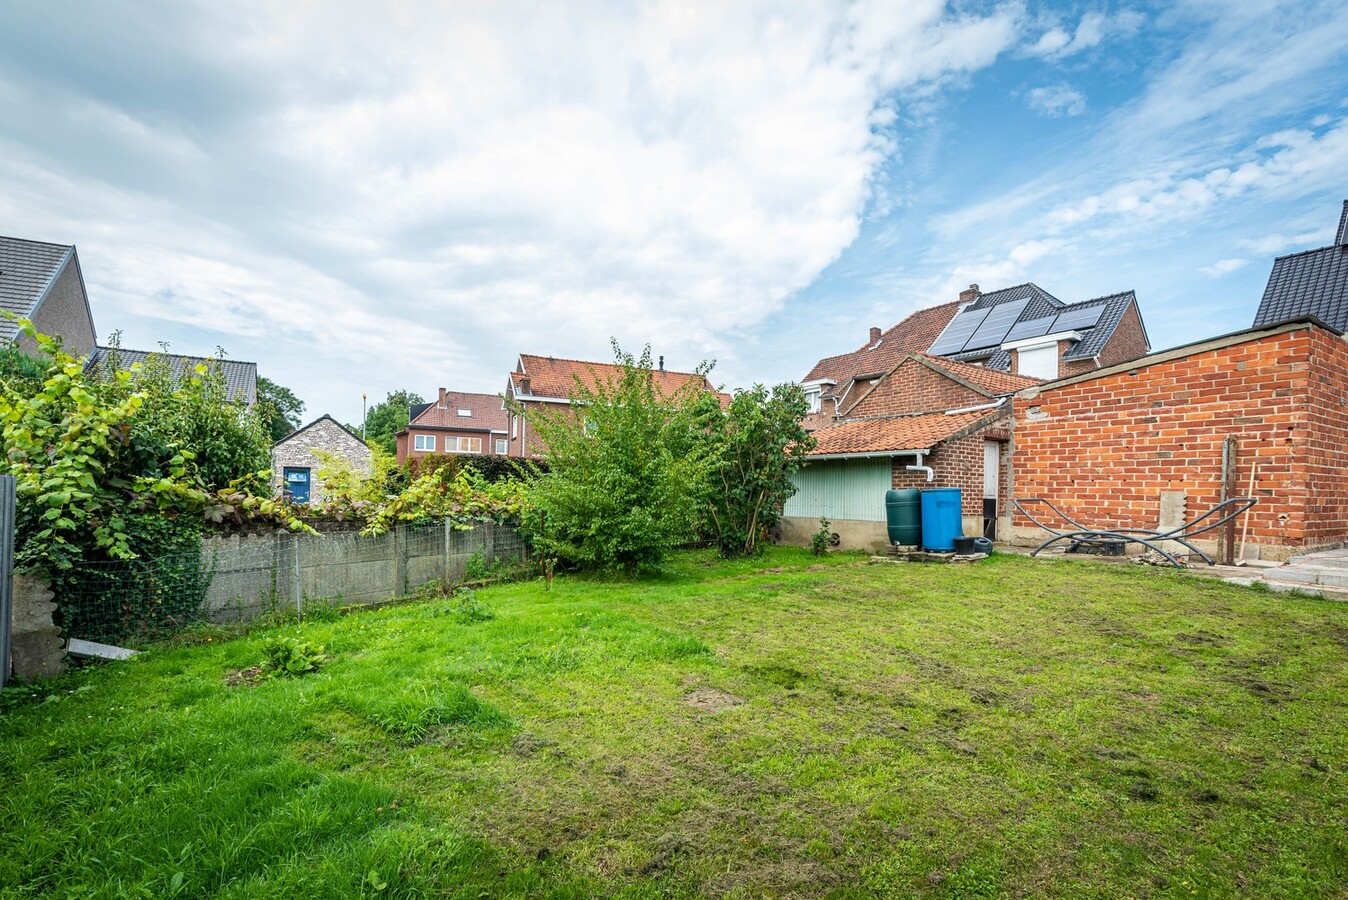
{"left": 271, "top": 415, "right": 371, "bottom": 504}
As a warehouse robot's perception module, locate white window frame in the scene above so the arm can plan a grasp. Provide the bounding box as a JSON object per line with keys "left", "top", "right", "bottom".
{"left": 413, "top": 434, "right": 436, "bottom": 452}
{"left": 446, "top": 436, "right": 483, "bottom": 454}
{"left": 495, "top": 438, "right": 507, "bottom": 454}
{"left": 457, "top": 408, "right": 473, "bottom": 417}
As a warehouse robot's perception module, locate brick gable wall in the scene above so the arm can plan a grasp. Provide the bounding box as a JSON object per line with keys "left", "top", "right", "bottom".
{"left": 1302, "top": 328, "right": 1348, "bottom": 545}
{"left": 890, "top": 418, "right": 1012, "bottom": 519}
{"left": 848, "top": 358, "right": 987, "bottom": 418}
{"left": 1011, "top": 327, "right": 1336, "bottom": 550}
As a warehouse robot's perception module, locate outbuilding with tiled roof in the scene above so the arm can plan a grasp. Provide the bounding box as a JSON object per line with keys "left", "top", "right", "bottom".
{"left": 781, "top": 351, "right": 1040, "bottom": 553}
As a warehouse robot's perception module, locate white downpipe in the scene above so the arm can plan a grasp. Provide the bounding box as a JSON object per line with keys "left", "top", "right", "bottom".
{"left": 905, "top": 451, "right": 934, "bottom": 483}
{"left": 945, "top": 396, "right": 1007, "bottom": 416}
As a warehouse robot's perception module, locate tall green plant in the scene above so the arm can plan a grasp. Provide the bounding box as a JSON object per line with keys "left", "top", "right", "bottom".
{"left": 517, "top": 341, "right": 714, "bottom": 572}
{"left": 693, "top": 383, "right": 815, "bottom": 558}
{"left": 0, "top": 323, "right": 206, "bottom": 573}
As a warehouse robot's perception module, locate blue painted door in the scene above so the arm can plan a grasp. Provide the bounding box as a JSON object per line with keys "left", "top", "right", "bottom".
{"left": 284, "top": 467, "right": 311, "bottom": 503}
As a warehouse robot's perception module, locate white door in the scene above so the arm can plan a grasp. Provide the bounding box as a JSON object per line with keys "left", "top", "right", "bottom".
{"left": 983, "top": 441, "right": 999, "bottom": 500}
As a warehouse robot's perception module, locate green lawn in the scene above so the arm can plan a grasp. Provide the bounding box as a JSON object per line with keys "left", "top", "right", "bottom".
{"left": 3, "top": 549, "right": 1347, "bottom": 898}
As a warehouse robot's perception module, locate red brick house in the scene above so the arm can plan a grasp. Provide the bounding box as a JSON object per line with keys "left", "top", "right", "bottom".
{"left": 801, "top": 282, "right": 1150, "bottom": 429}
{"left": 782, "top": 353, "right": 1041, "bottom": 551}
{"left": 395, "top": 389, "right": 508, "bottom": 465}
{"left": 504, "top": 353, "right": 723, "bottom": 459}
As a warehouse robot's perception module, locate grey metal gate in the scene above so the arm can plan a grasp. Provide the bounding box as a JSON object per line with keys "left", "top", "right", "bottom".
{"left": 0, "top": 474, "right": 15, "bottom": 689}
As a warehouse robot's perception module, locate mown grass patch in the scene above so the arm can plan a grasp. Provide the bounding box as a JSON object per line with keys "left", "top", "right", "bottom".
{"left": 2, "top": 548, "right": 1346, "bottom": 897}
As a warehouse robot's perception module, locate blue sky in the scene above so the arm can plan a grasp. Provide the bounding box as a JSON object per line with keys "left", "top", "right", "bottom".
{"left": 2, "top": 1, "right": 1346, "bottom": 424}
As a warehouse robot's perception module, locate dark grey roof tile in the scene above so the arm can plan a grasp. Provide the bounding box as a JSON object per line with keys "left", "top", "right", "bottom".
{"left": 0, "top": 235, "right": 74, "bottom": 342}
{"left": 86, "top": 346, "right": 258, "bottom": 406}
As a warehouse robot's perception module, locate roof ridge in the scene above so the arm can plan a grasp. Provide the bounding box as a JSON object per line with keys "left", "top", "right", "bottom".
{"left": 517, "top": 352, "right": 705, "bottom": 378}
{"left": 1064, "top": 290, "right": 1133, "bottom": 307}
{"left": 1272, "top": 244, "right": 1345, "bottom": 263}
{"left": 95, "top": 345, "right": 260, "bottom": 367}
{"left": 0, "top": 235, "right": 75, "bottom": 250}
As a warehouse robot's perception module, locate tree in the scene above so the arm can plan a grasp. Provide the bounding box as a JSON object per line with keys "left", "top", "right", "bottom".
{"left": 256, "top": 376, "right": 306, "bottom": 442}
{"left": 352, "top": 390, "right": 424, "bottom": 455}
{"left": 518, "top": 342, "right": 714, "bottom": 572}
{"left": 694, "top": 383, "right": 815, "bottom": 558}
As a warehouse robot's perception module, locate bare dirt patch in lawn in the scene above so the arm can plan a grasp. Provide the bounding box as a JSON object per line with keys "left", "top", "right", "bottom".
{"left": 683, "top": 686, "right": 745, "bottom": 711}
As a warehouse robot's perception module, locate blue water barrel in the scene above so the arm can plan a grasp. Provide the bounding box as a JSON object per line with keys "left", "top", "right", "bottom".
{"left": 885, "top": 489, "right": 921, "bottom": 546}
{"left": 920, "top": 488, "right": 963, "bottom": 551}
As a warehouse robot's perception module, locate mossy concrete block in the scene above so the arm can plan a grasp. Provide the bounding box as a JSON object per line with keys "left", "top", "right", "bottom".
{"left": 10, "top": 573, "right": 65, "bottom": 680}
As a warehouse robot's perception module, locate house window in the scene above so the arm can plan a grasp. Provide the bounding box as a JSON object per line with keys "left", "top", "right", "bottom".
{"left": 511, "top": 415, "right": 518, "bottom": 438}
{"left": 446, "top": 436, "right": 483, "bottom": 454}
{"left": 1018, "top": 344, "right": 1059, "bottom": 380}
{"left": 413, "top": 434, "right": 436, "bottom": 452}
{"left": 495, "top": 438, "right": 507, "bottom": 454}
{"left": 457, "top": 408, "right": 472, "bottom": 417}
{"left": 805, "top": 389, "right": 821, "bottom": 413}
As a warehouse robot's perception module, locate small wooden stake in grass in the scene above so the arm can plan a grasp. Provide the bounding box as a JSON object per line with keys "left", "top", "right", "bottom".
{"left": 1236, "top": 462, "right": 1258, "bottom": 566}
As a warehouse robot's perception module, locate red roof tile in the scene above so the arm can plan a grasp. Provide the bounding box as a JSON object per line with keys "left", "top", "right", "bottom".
{"left": 410, "top": 391, "right": 508, "bottom": 432}
{"left": 511, "top": 354, "right": 723, "bottom": 403}
{"left": 916, "top": 354, "right": 1043, "bottom": 394}
{"left": 808, "top": 410, "right": 995, "bottom": 456}
{"left": 804, "top": 301, "right": 962, "bottom": 398}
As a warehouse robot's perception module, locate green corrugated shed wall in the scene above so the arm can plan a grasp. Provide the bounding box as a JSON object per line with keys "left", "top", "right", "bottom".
{"left": 784, "top": 458, "right": 891, "bottom": 522}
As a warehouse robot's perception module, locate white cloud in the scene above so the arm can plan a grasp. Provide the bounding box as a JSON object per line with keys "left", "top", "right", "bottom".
{"left": 0, "top": 0, "right": 1023, "bottom": 418}
{"left": 1026, "top": 10, "right": 1145, "bottom": 60}
{"left": 1043, "top": 117, "right": 1348, "bottom": 232}
{"left": 1199, "top": 258, "right": 1248, "bottom": 277}
{"left": 1024, "top": 84, "right": 1087, "bottom": 117}
{"left": 1238, "top": 229, "right": 1333, "bottom": 255}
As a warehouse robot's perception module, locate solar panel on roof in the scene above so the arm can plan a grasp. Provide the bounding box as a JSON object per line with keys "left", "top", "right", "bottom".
{"left": 1051, "top": 305, "right": 1105, "bottom": 332}
{"left": 964, "top": 298, "right": 1030, "bottom": 351}
{"left": 1001, "top": 315, "right": 1057, "bottom": 344}
{"left": 927, "top": 306, "right": 992, "bottom": 355}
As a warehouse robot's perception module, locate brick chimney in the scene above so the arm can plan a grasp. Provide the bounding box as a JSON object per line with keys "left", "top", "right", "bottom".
{"left": 659, "top": 355, "right": 665, "bottom": 372}
{"left": 869, "top": 326, "right": 881, "bottom": 345}
{"left": 959, "top": 284, "right": 981, "bottom": 304}
{"left": 437, "top": 387, "right": 447, "bottom": 408}
{"left": 1337, "top": 199, "right": 1348, "bottom": 247}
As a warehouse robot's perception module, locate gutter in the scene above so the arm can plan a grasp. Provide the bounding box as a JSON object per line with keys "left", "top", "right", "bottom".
{"left": 945, "top": 396, "right": 1007, "bottom": 416}
{"left": 806, "top": 449, "right": 931, "bottom": 462}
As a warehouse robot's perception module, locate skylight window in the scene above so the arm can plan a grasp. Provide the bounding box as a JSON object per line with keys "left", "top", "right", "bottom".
{"left": 457, "top": 408, "right": 472, "bottom": 417}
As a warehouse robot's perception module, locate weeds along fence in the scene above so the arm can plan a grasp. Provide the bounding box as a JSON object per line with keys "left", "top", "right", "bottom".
{"left": 55, "top": 521, "right": 529, "bottom": 646}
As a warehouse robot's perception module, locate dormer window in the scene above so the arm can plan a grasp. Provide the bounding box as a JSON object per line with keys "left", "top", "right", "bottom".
{"left": 457, "top": 408, "right": 472, "bottom": 417}
{"left": 805, "top": 389, "right": 821, "bottom": 413}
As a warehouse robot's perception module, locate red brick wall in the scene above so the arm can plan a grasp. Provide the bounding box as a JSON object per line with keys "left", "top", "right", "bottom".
{"left": 405, "top": 428, "right": 497, "bottom": 459}
{"left": 511, "top": 400, "right": 579, "bottom": 458}
{"left": 1012, "top": 327, "right": 1325, "bottom": 547}
{"left": 1302, "top": 329, "right": 1348, "bottom": 545}
{"left": 850, "top": 358, "right": 986, "bottom": 417}
{"left": 1096, "top": 302, "right": 1150, "bottom": 368}
{"left": 891, "top": 416, "right": 1012, "bottom": 518}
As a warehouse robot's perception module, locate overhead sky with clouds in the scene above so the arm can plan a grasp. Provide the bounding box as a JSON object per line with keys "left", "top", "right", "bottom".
{"left": 2, "top": 1, "right": 1347, "bottom": 424}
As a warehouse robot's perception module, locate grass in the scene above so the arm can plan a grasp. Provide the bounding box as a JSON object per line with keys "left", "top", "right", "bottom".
{"left": 2, "top": 547, "right": 1347, "bottom": 898}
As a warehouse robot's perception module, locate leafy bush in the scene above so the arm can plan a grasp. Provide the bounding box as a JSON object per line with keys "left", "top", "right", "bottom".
{"left": 445, "top": 588, "right": 494, "bottom": 624}
{"left": 518, "top": 341, "right": 715, "bottom": 573}
{"left": 260, "top": 636, "right": 327, "bottom": 678}
{"left": 693, "top": 382, "right": 814, "bottom": 558}
{"left": 811, "top": 518, "right": 832, "bottom": 556}
{"left": 361, "top": 466, "right": 526, "bottom": 535}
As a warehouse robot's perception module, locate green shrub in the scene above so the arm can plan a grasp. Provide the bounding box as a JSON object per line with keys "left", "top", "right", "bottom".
{"left": 519, "top": 341, "right": 715, "bottom": 573}
{"left": 260, "top": 637, "right": 327, "bottom": 678}
{"left": 810, "top": 518, "right": 832, "bottom": 557}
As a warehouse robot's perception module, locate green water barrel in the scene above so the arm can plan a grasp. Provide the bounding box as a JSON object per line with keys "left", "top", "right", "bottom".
{"left": 885, "top": 489, "right": 921, "bottom": 546}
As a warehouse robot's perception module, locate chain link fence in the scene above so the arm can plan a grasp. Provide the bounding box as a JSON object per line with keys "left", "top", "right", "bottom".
{"left": 53, "top": 521, "right": 529, "bottom": 646}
